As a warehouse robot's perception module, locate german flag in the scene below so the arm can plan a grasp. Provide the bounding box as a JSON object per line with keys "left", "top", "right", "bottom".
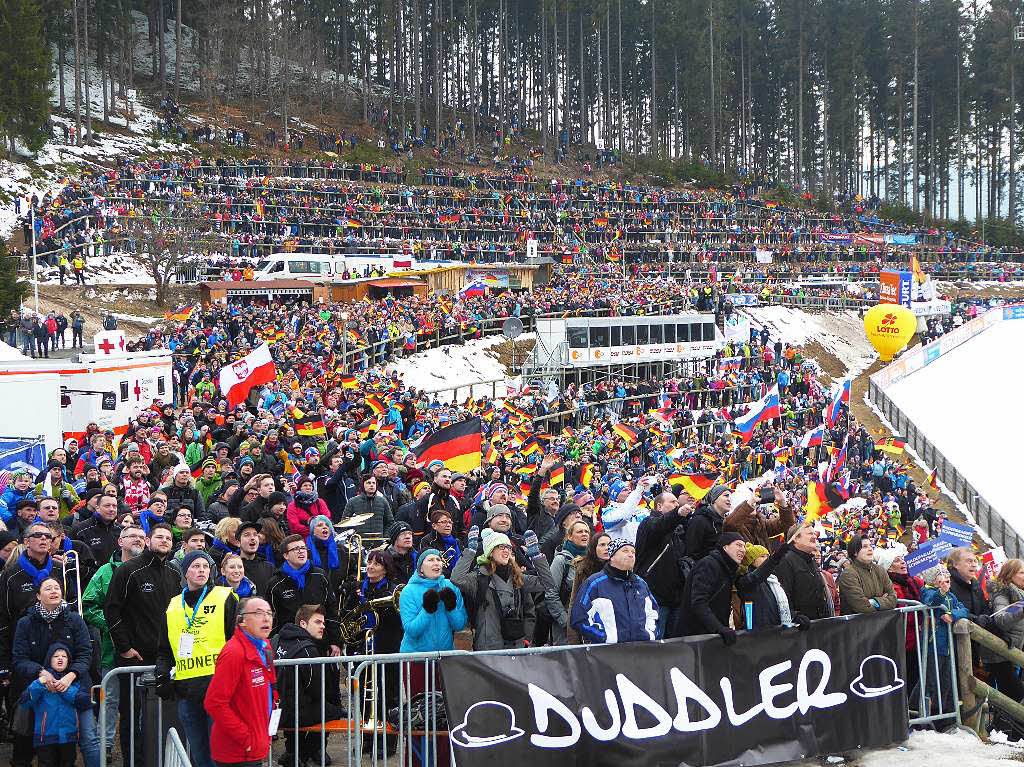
{"left": 612, "top": 423, "right": 638, "bottom": 444}
{"left": 295, "top": 415, "right": 326, "bottom": 438}
{"left": 521, "top": 437, "right": 543, "bottom": 457}
{"left": 357, "top": 418, "right": 377, "bottom": 439}
{"left": 515, "top": 464, "right": 538, "bottom": 475}
{"left": 875, "top": 436, "right": 906, "bottom": 455}
{"left": 606, "top": 250, "right": 621, "bottom": 263}
{"left": 377, "top": 422, "right": 396, "bottom": 437}
{"left": 928, "top": 468, "right": 938, "bottom": 491}
{"left": 518, "top": 480, "right": 532, "bottom": 496}
{"left": 412, "top": 417, "right": 482, "bottom": 473}
{"left": 804, "top": 481, "right": 848, "bottom": 523}
{"left": 484, "top": 442, "right": 498, "bottom": 464}
{"left": 669, "top": 472, "right": 718, "bottom": 501}
{"left": 579, "top": 462, "right": 595, "bottom": 488}
{"left": 164, "top": 306, "right": 194, "bottom": 322}
{"left": 341, "top": 374, "right": 358, "bottom": 390}
{"left": 365, "top": 395, "right": 386, "bottom": 415}
{"left": 479, "top": 404, "right": 495, "bottom": 420}
{"left": 548, "top": 464, "right": 565, "bottom": 486}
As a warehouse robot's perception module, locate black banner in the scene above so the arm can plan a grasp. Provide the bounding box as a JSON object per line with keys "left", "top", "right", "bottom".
{"left": 439, "top": 611, "right": 907, "bottom": 767}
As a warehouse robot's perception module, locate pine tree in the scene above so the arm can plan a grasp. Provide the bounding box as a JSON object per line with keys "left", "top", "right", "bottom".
{"left": 0, "top": 0, "right": 52, "bottom": 155}
{"left": 0, "top": 242, "right": 29, "bottom": 317}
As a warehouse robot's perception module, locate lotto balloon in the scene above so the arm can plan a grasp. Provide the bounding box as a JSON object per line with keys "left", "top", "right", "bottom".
{"left": 863, "top": 304, "right": 916, "bottom": 362}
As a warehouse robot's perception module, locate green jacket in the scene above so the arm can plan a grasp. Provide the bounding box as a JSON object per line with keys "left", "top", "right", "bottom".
{"left": 194, "top": 474, "right": 223, "bottom": 504}
{"left": 82, "top": 553, "right": 126, "bottom": 668}
{"left": 34, "top": 479, "right": 80, "bottom": 518}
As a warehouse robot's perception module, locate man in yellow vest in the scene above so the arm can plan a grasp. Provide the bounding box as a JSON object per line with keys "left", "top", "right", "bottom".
{"left": 156, "top": 550, "right": 238, "bottom": 767}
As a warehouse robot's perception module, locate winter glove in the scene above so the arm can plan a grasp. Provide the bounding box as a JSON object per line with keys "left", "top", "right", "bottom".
{"left": 719, "top": 628, "right": 737, "bottom": 647}
{"left": 155, "top": 675, "right": 174, "bottom": 700}
{"left": 423, "top": 589, "right": 440, "bottom": 614}
{"left": 467, "top": 525, "right": 481, "bottom": 552}
{"left": 793, "top": 614, "right": 812, "bottom": 632}
{"left": 523, "top": 529, "right": 541, "bottom": 559}
{"left": 438, "top": 587, "right": 457, "bottom": 611}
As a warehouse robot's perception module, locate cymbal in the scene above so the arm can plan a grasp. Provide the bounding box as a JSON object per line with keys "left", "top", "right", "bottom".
{"left": 334, "top": 512, "right": 374, "bottom": 528}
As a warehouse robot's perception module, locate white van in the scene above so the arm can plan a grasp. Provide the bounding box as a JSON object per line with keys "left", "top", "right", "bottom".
{"left": 252, "top": 254, "right": 339, "bottom": 280}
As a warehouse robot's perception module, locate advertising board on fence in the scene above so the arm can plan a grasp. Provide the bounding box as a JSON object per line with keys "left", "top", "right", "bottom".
{"left": 440, "top": 611, "right": 907, "bottom": 767}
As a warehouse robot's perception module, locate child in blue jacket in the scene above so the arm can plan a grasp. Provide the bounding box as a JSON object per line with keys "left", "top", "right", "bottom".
{"left": 21, "top": 642, "right": 90, "bottom": 767}
{"left": 920, "top": 567, "right": 969, "bottom": 716}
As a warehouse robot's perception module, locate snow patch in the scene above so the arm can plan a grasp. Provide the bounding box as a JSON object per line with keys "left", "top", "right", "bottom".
{"left": 741, "top": 306, "right": 877, "bottom": 376}
{"left": 387, "top": 333, "right": 531, "bottom": 400}
{"left": 0, "top": 341, "right": 28, "bottom": 360}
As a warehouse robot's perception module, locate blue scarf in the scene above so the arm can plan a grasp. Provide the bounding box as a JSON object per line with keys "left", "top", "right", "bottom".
{"left": 257, "top": 543, "right": 276, "bottom": 564}
{"left": 281, "top": 559, "right": 312, "bottom": 591}
{"left": 218, "top": 574, "right": 255, "bottom": 597}
{"left": 211, "top": 538, "right": 239, "bottom": 556}
{"left": 307, "top": 533, "right": 339, "bottom": 570}
{"left": 59, "top": 537, "right": 72, "bottom": 554}
{"left": 140, "top": 510, "right": 165, "bottom": 535}
{"left": 18, "top": 552, "right": 54, "bottom": 587}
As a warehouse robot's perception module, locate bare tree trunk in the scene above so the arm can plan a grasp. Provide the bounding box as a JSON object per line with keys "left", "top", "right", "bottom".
{"left": 58, "top": 11, "right": 66, "bottom": 112}
{"left": 413, "top": 0, "right": 421, "bottom": 140}
{"left": 541, "top": 0, "right": 548, "bottom": 158}
{"left": 470, "top": 0, "right": 477, "bottom": 150}
{"left": 617, "top": 0, "right": 623, "bottom": 155}
{"left": 73, "top": 0, "right": 81, "bottom": 144}
{"left": 175, "top": 0, "right": 182, "bottom": 103}
{"left": 912, "top": 3, "right": 919, "bottom": 213}
{"left": 1010, "top": 32, "right": 1017, "bottom": 223}
{"left": 710, "top": 0, "right": 716, "bottom": 164}
{"left": 84, "top": 0, "right": 92, "bottom": 141}
{"left": 796, "top": 3, "right": 802, "bottom": 186}
{"left": 434, "top": 0, "right": 441, "bottom": 145}
{"left": 650, "top": 0, "right": 655, "bottom": 156}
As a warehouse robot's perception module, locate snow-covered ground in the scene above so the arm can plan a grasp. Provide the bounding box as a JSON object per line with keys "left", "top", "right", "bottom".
{"left": 801, "top": 729, "right": 1022, "bottom": 767}
{"left": 886, "top": 319, "right": 1024, "bottom": 536}
{"left": 387, "top": 333, "right": 531, "bottom": 400}
{"left": 0, "top": 341, "right": 27, "bottom": 360}
{"left": 742, "top": 306, "right": 877, "bottom": 375}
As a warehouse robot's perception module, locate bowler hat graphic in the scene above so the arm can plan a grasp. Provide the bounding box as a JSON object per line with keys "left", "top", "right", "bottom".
{"left": 450, "top": 701, "right": 525, "bottom": 749}
{"left": 849, "top": 655, "right": 905, "bottom": 698}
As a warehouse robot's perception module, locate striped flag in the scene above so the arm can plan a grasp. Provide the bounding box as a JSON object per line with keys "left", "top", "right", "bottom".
{"left": 365, "top": 395, "right": 386, "bottom": 415}
{"left": 804, "top": 481, "right": 848, "bottom": 523}
{"left": 928, "top": 469, "right": 938, "bottom": 491}
{"left": 579, "top": 462, "right": 595, "bottom": 489}
{"left": 295, "top": 415, "right": 326, "bottom": 438}
{"left": 341, "top": 374, "right": 358, "bottom": 390}
{"left": 875, "top": 436, "right": 906, "bottom": 455}
{"left": 733, "top": 385, "right": 781, "bottom": 444}
{"left": 669, "top": 472, "right": 718, "bottom": 501}
{"left": 548, "top": 464, "right": 565, "bottom": 486}
{"left": 412, "top": 418, "right": 483, "bottom": 473}
{"left": 612, "top": 423, "right": 638, "bottom": 444}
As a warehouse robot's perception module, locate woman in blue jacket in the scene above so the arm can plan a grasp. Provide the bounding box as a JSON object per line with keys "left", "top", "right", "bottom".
{"left": 920, "top": 567, "right": 969, "bottom": 716}
{"left": 398, "top": 550, "right": 467, "bottom": 767}
{"left": 399, "top": 549, "right": 467, "bottom": 652}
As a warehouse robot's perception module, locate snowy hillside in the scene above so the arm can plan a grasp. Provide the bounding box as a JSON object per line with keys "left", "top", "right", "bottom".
{"left": 886, "top": 319, "right": 1024, "bottom": 535}
{"left": 387, "top": 333, "right": 531, "bottom": 400}
{"left": 741, "top": 306, "right": 876, "bottom": 376}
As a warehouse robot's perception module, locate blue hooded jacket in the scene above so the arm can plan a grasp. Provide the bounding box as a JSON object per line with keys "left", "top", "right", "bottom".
{"left": 21, "top": 642, "right": 89, "bottom": 745}
{"left": 398, "top": 559, "right": 467, "bottom": 653}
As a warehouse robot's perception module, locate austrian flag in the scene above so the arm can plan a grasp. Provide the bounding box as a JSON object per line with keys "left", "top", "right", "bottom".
{"left": 219, "top": 343, "right": 276, "bottom": 407}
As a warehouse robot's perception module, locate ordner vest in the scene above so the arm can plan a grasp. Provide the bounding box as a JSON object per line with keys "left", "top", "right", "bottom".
{"left": 166, "top": 585, "right": 234, "bottom": 680}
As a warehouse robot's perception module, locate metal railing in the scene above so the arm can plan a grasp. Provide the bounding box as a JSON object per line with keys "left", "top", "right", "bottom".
{"left": 867, "top": 381, "right": 1023, "bottom": 560}
{"left": 97, "top": 605, "right": 956, "bottom": 767}
{"left": 164, "top": 728, "right": 192, "bottom": 767}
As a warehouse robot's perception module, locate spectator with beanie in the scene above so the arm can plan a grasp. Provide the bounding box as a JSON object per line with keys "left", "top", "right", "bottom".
{"left": 685, "top": 485, "right": 732, "bottom": 560}
{"left": 398, "top": 549, "right": 467, "bottom": 652}
{"left": 734, "top": 543, "right": 810, "bottom": 630}
{"left": 677, "top": 533, "right": 793, "bottom": 643}
{"left": 20, "top": 642, "right": 92, "bottom": 767}
{"left": 838, "top": 535, "right": 898, "bottom": 615}
{"left": 156, "top": 549, "right": 238, "bottom": 767}
{"left": 385, "top": 521, "right": 417, "bottom": 583}
{"left": 306, "top": 513, "right": 350, "bottom": 596}
{"left": 571, "top": 539, "right": 657, "bottom": 644}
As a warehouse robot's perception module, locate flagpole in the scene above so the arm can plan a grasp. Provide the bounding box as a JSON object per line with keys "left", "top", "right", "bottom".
{"left": 30, "top": 204, "right": 39, "bottom": 315}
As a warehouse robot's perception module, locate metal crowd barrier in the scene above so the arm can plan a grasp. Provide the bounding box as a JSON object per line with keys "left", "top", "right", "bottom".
{"left": 99, "top": 604, "right": 967, "bottom": 767}
{"left": 164, "top": 728, "right": 191, "bottom": 767}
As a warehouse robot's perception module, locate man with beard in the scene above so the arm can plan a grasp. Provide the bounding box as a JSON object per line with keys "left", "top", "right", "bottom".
{"left": 82, "top": 524, "right": 146, "bottom": 758}
{"left": 105, "top": 524, "right": 181, "bottom": 764}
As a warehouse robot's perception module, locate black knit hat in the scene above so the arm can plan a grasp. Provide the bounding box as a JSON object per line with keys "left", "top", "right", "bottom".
{"left": 718, "top": 532, "right": 744, "bottom": 549}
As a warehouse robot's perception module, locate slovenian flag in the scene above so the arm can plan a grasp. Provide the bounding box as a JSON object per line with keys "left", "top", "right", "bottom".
{"left": 459, "top": 281, "right": 486, "bottom": 299}
{"left": 733, "top": 385, "right": 781, "bottom": 444}
{"left": 799, "top": 424, "right": 824, "bottom": 449}
{"left": 824, "top": 378, "right": 851, "bottom": 429}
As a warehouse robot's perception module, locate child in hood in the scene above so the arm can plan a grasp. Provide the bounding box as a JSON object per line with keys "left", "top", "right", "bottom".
{"left": 21, "top": 642, "right": 91, "bottom": 767}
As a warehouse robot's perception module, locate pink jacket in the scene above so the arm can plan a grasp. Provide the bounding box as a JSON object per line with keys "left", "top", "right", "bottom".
{"left": 286, "top": 497, "right": 330, "bottom": 537}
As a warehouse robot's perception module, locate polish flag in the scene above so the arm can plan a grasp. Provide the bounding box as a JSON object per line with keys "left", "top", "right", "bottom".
{"left": 219, "top": 343, "right": 276, "bottom": 407}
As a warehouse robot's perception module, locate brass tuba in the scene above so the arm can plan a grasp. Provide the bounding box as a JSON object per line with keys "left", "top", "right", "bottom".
{"left": 338, "top": 585, "right": 404, "bottom": 646}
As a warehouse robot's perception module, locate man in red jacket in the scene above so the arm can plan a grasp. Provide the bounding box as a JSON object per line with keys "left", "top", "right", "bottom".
{"left": 205, "top": 597, "right": 279, "bottom": 767}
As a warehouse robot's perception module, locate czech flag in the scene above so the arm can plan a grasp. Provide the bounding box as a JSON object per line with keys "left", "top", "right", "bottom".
{"left": 413, "top": 417, "right": 483, "bottom": 473}
{"left": 799, "top": 424, "right": 824, "bottom": 449}
{"left": 219, "top": 343, "right": 276, "bottom": 408}
{"left": 824, "top": 378, "right": 851, "bottom": 429}
{"left": 733, "top": 385, "right": 781, "bottom": 444}
{"left": 669, "top": 472, "right": 718, "bottom": 501}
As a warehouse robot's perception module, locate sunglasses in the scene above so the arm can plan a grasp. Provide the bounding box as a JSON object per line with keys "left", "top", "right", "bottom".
{"left": 27, "top": 532, "right": 55, "bottom": 540}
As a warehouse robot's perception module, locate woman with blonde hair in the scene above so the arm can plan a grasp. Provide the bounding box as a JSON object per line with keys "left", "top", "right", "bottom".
{"left": 452, "top": 527, "right": 549, "bottom": 650}
{"left": 985, "top": 558, "right": 1024, "bottom": 738}
{"left": 209, "top": 517, "right": 241, "bottom": 567}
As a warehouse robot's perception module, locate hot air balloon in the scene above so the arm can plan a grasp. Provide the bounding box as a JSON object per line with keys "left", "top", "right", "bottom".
{"left": 863, "top": 304, "right": 917, "bottom": 362}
